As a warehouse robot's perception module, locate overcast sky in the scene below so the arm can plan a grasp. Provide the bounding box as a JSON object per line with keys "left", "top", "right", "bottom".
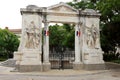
{"left": 0, "top": 0, "right": 72, "bottom": 29}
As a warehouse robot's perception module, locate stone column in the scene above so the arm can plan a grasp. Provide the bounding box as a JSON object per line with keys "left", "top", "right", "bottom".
{"left": 73, "top": 23, "right": 83, "bottom": 70}
{"left": 43, "top": 22, "right": 51, "bottom": 71}
{"left": 80, "top": 9, "right": 105, "bottom": 70}
{"left": 14, "top": 7, "right": 43, "bottom": 72}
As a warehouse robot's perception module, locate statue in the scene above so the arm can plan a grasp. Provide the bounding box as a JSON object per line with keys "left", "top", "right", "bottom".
{"left": 25, "top": 21, "right": 40, "bottom": 49}
{"left": 91, "top": 24, "right": 99, "bottom": 49}
{"left": 85, "top": 28, "right": 94, "bottom": 48}
{"left": 85, "top": 24, "right": 99, "bottom": 49}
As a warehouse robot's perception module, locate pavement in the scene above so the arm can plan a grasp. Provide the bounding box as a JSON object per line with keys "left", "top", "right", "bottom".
{"left": 0, "top": 65, "right": 120, "bottom": 80}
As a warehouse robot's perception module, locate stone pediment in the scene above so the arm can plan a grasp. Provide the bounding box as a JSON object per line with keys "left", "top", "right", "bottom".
{"left": 47, "top": 2, "right": 77, "bottom": 13}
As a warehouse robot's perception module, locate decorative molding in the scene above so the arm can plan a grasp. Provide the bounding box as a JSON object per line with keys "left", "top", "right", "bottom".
{"left": 48, "top": 13, "right": 78, "bottom": 17}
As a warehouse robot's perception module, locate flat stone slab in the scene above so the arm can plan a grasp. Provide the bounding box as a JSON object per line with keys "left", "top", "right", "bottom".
{"left": 0, "top": 66, "right": 120, "bottom": 80}
{"left": 0, "top": 65, "right": 110, "bottom": 76}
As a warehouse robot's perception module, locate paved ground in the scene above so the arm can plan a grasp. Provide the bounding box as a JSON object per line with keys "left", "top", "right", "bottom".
{"left": 0, "top": 66, "right": 120, "bottom": 80}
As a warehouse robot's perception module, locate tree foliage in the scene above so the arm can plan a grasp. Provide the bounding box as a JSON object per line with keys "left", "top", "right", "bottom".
{"left": 49, "top": 24, "right": 75, "bottom": 51}
{"left": 62, "top": 24, "right": 75, "bottom": 49}
{"left": 67, "top": 0, "right": 96, "bottom": 10}
{"left": 97, "top": 0, "right": 120, "bottom": 24}
{"left": 0, "top": 28, "right": 19, "bottom": 60}
{"left": 97, "top": 0, "right": 120, "bottom": 52}
{"left": 67, "top": 0, "right": 120, "bottom": 52}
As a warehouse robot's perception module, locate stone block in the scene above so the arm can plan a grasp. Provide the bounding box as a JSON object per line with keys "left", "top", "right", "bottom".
{"left": 83, "top": 64, "right": 105, "bottom": 70}
{"left": 13, "top": 52, "right": 23, "bottom": 60}
{"left": 18, "top": 65, "right": 43, "bottom": 72}
{"left": 43, "top": 63, "right": 51, "bottom": 71}
{"left": 73, "top": 63, "right": 83, "bottom": 70}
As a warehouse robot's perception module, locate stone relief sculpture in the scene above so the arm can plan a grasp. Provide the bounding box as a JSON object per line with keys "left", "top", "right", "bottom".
{"left": 25, "top": 21, "right": 40, "bottom": 49}
{"left": 91, "top": 24, "right": 99, "bottom": 49}
{"left": 85, "top": 24, "right": 99, "bottom": 49}
{"left": 85, "top": 28, "right": 94, "bottom": 48}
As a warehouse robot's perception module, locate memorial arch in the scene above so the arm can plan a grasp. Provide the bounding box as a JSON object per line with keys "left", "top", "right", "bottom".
{"left": 14, "top": 2, "right": 105, "bottom": 72}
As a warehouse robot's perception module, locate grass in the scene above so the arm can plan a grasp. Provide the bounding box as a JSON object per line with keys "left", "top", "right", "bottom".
{"left": 111, "top": 60, "right": 120, "bottom": 64}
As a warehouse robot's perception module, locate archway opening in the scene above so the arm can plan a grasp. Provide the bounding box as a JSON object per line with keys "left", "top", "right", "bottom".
{"left": 49, "top": 23, "right": 75, "bottom": 69}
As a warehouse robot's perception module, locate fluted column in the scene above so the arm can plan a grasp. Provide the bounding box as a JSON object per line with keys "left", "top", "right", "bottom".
{"left": 75, "top": 23, "right": 81, "bottom": 63}
{"left": 73, "top": 23, "right": 83, "bottom": 70}
{"left": 43, "top": 22, "right": 51, "bottom": 71}
{"left": 43, "top": 22, "right": 49, "bottom": 63}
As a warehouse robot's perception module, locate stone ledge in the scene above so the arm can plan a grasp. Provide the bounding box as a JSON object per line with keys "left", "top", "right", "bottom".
{"left": 83, "top": 64, "right": 105, "bottom": 70}
{"left": 18, "top": 65, "right": 43, "bottom": 72}
{"left": 73, "top": 63, "right": 83, "bottom": 70}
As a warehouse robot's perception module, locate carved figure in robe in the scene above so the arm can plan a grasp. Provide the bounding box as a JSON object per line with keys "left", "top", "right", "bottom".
{"left": 85, "top": 29, "right": 94, "bottom": 48}
{"left": 25, "top": 21, "right": 40, "bottom": 49}
{"left": 85, "top": 24, "right": 99, "bottom": 49}
{"left": 91, "top": 24, "right": 99, "bottom": 49}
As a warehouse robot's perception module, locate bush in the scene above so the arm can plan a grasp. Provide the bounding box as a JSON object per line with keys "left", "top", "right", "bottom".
{"left": 0, "top": 28, "right": 19, "bottom": 59}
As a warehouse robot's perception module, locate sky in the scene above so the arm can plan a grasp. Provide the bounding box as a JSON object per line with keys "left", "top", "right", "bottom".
{"left": 0, "top": 0, "right": 73, "bottom": 29}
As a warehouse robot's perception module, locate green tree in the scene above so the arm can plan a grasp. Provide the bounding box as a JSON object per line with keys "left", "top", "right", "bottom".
{"left": 49, "top": 24, "right": 75, "bottom": 51}
{"left": 67, "top": 0, "right": 96, "bottom": 10}
{"left": 97, "top": 0, "right": 120, "bottom": 52}
{"left": 0, "top": 28, "right": 19, "bottom": 60}
{"left": 62, "top": 24, "right": 75, "bottom": 49}
{"left": 49, "top": 24, "right": 66, "bottom": 52}
{"left": 68, "top": 0, "right": 120, "bottom": 53}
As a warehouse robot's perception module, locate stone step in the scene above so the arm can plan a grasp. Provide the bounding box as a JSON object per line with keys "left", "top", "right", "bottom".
{"left": 0, "top": 59, "right": 16, "bottom": 67}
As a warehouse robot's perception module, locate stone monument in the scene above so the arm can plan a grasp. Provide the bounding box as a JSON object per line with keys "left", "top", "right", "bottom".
{"left": 14, "top": 2, "right": 105, "bottom": 72}
{"left": 80, "top": 9, "right": 105, "bottom": 70}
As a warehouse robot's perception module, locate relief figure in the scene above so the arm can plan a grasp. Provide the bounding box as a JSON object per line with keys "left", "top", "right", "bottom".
{"left": 25, "top": 21, "right": 40, "bottom": 49}
{"left": 85, "top": 24, "right": 99, "bottom": 49}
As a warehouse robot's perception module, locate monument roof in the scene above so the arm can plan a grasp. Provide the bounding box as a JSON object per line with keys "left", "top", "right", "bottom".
{"left": 81, "top": 9, "right": 101, "bottom": 16}
{"left": 47, "top": 2, "right": 78, "bottom": 13}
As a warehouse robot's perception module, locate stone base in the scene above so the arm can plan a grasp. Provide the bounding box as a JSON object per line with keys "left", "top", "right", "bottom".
{"left": 83, "top": 64, "right": 105, "bottom": 70}
{"left": 73, "top": 63, "right": 83, "bottom": 70}
{"left": 13, "top": 51, "right": 23, "bottom": 60}
{"left": 43, "top": 63, "right": 51, "bottom": 71}
{"left": 18, "top": 65, "right": 43, "bottom": 72}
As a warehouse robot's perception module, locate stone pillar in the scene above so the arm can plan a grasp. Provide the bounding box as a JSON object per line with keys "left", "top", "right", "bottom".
{"left": 13, "top": 5, "right": 43, "bottom": 72}
{"left": 81, "top": 9, "right": 105, "bottom": 70}
{"left": 43, "top": 22, "right": 51, "bottom": 71}
{"left": 73, "top": 23, "right": 83, "bottom": 70}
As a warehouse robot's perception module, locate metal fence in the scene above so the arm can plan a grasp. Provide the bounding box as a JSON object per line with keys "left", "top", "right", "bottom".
{"left": 49, "top": 51, "right": 75, "bottom": 69}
